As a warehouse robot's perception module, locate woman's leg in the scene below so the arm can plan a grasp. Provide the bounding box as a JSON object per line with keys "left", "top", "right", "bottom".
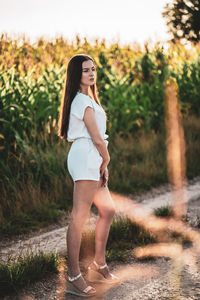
{"left": 93, "top": 177, "right": 116, "bottom": 266}
{"left": 66, "top": 179, "right": 98, "bottom": 290}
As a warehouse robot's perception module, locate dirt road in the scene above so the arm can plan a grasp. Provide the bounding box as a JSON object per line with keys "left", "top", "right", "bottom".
{"left": 1, "top": 177, "right": 200, "bottom": 299}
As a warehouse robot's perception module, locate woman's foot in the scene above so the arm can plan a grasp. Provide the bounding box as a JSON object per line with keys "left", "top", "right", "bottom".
{"left": 66, "top": 272, "right": 96, "bottom": 297}
{"left": 89, "top": 261, "right": 113, "bottom": 279}
{"left": 87, "top": 260, "right": 119, "bottom": 284}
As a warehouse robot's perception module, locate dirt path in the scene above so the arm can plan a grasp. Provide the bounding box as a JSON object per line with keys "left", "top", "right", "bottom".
{"left": 1, "top": 177, "right": 200, "bottom": 299}
{"left": 4, "top": 252, "right": 200, "bottom": 300}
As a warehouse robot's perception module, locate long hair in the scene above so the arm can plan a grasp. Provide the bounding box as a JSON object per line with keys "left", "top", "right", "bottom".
{"left": 58, "top": 54, "right": 102, "bottom": 140}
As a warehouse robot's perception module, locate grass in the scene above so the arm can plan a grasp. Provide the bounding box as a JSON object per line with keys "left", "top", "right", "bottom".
{"left": 0, "top": 251, "right": 59, "bottom": 297}
{"left": 79, "top": 228, "right": 95, "bottom": 261}
{"left": 107, "top": 216, "right": 156, "bottom": 249}
{"left": 183, "top": 116, "right": 200, "bottom": 179}
{"left": 0, "top": 116, "right": 200, "bottom": 237}
{"left": 0, "top": 204, "right": 64, "bottom": 237}
{"left": 153, "top": 205, "right": 193, "bottom": 245}
{"left": 108, "top": 115, "right": 200, "bottom": 195}
{"left": 197, "top": 217, "right": 200, "bottom": 229}
{"left": 154, "top": 205, "right": 174, "bottom": 218}
{"left": 0, "top": 130, "right": 73, "bottom": 237}
{"left": 79, "top": 216, "right": 157, "bottom": 264}
{"left": 106, "top": 248, "right": 130, "bottom": 262}
{"left": 108, "top": 128, "right": 168, "bottom": 194}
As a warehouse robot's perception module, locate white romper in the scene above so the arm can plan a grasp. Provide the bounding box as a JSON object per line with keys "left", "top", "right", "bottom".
{"left": 67, "top": 92, "right": 109, "bottom": 181}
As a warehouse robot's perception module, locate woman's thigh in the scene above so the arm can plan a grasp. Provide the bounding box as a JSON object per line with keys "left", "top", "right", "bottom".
{"left": 72, "top": 180, "right": 99, "bottom": 218}
{"left": 93, "top": 177, "right": 116, "bottom": 218}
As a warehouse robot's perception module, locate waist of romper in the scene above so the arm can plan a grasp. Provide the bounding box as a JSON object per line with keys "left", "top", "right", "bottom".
{"left": 72, "top": 137, "right": 108, "bottom": 146}
{"left": 73, "top": 137, "right": 108, "bottom": 141}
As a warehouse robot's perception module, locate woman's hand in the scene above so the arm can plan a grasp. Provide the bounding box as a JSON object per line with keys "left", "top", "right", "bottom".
{"left": 101, "top": 166, "right": 109, "bottom": 187}
{"left": 99, "top": 156, "right": 110, "bottom": 177}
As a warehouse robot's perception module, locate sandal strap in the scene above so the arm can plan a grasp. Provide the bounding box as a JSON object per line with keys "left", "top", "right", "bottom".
{"left": 83, "top": 285, "right": 93, "bottom": 293}
{"left": 89, "top": 261, "right": 119, "bottom": 282}
{"left": 99, "top": 263, "right": 108, "bottom": 269}
{"left": 93, "top": 260, "right": 108, "bottom": 270}
{"left": 67, "top": 272, "right": 82, "bottom": 282}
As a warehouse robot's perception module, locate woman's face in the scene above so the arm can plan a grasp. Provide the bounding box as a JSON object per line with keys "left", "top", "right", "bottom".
{"left": 80, "top": 60, "right": 96, "bottom": 87}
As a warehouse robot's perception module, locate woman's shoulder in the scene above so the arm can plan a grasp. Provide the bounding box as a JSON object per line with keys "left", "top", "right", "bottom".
{"left": 72, "top": 92, "right": 92, "bottom": 105}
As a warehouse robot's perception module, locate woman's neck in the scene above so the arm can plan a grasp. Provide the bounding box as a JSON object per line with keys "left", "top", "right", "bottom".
{"left": 78, "top": 86, "right": 89, "bottom": 95}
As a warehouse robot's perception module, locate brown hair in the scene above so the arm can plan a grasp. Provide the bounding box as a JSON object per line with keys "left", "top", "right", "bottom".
{"left": 58, "top": 54, "right": 102, "bottom": 140}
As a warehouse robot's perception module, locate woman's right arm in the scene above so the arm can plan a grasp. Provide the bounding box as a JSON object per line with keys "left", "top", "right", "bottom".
{"left": 83, "top": 106, "right": 110, "bottom": 175}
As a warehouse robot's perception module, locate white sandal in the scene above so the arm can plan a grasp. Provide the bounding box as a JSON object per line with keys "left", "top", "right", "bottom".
{"left": 66, "top": 272, "right": 96, "bottom": 297}
{"left": 87, "top": 260, "right": 120, "bottom": 284}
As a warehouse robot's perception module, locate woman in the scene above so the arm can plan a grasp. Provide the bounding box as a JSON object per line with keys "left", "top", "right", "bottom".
{"left": 58, "top": 54, "right": 118, "bottom": 297}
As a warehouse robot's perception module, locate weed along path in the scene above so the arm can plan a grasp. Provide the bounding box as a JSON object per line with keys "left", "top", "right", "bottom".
{"left": 1, "top": 177, "right": 200, "bottom": 300}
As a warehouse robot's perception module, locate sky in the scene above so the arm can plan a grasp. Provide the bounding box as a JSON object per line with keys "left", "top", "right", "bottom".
{"left": 0, "top": 0, "right": 172, "bottom": 46}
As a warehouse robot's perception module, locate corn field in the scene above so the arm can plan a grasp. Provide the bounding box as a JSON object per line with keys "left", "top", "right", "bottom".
{"left": 0, "top": 33, "right": 200, "bottom": 226}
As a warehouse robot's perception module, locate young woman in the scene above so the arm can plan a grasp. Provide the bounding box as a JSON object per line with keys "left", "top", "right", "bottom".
{"left": 58, "top": 54, "right": 118, "bottom": 297}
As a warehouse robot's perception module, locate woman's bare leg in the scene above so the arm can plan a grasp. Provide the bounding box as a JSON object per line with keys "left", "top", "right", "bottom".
{"left": 93, "top": 177, "right": 116, "bottom": 266}
{"left": 66, "top": 179, "right": 98, "bottom": 290}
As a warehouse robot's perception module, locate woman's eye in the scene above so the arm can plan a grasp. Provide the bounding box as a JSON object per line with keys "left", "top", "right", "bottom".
{"left": 83, "top": 68, "right": 96, "bottom": 72}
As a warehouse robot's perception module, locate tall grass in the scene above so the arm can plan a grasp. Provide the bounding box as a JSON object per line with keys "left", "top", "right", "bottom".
{"left": 1, "top": 35, "right": 200, "bottom": 234}
{"left": 0, "top": 129, "right": 73, "bottom": 235}
{"left": 108, "top": 128, "right": 168, "bottom": 193}
{"left": 182, "top": 116, "right": 200, "bottom": 178}
{"left": 1, "top": 115, "right": 200, "bottom": 236}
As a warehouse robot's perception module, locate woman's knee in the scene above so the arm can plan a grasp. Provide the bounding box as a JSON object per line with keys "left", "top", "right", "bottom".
{"left": 100, "top": 205, "right": 115, "bottom": 220}
{"left": 70, "top": 210, "right": 89, "bottom": 226}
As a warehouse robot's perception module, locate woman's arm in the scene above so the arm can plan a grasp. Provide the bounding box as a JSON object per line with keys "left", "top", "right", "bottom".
{"left": 83, "top": 106, "right": 110, "bottom": 176}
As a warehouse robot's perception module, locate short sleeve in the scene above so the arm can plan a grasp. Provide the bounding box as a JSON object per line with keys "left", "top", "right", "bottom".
{"left": 71, "top": 96, "right": 94, "bottom": 120}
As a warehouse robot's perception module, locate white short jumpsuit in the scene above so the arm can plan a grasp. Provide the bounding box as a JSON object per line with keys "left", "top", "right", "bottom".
{"left": 67, "top": 92, "right": 109, "bottom": 182}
